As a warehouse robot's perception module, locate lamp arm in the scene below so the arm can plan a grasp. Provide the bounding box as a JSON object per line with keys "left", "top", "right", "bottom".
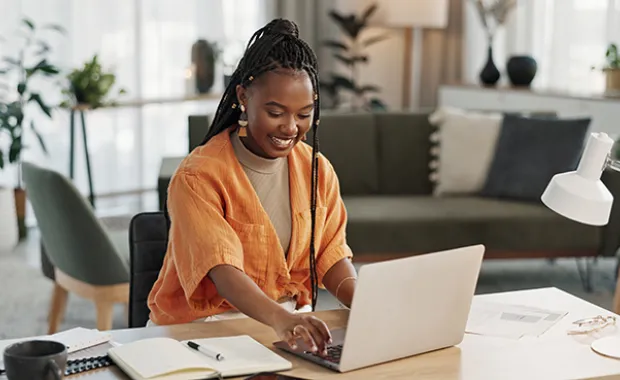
{"left": 606, "top": 155, "right": 620, "bottom": 173}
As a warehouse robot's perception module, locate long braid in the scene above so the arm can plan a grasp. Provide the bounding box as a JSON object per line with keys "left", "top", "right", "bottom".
{"left": 184, "top": 18, "right": 322, "bottom": 311}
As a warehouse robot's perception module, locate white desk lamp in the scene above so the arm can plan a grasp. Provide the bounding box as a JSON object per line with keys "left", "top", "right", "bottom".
{"left": 541, "top": 131, "right": 620, "bottom": 358}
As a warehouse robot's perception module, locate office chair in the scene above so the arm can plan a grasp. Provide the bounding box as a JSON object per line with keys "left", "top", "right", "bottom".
{"left": 128, "top": 211, "right": 168, "bottom": 327}
{"left": 21, "top": 162, "right": 130, "bottom": 333}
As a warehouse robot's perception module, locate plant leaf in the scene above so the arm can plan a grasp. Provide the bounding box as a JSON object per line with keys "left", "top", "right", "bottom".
{"left": 30, "top": 121, "right": 48, "bottom": 155}
{"left": 357, "top": 84, "right": 380, "bottom": 94}
{"left": 3, "top": 57, "right": 20, "bottom": 66}
{"left": 350, "top": 55, "right": 369, "bottom": 64}
{"left": 361, "top": 3, "right": 378, "bottom": 24}
{"left": 43, "top": 24, "right": 66, "bottom": 34}
{"left": 331, "top": 74, "right": 356, "bottom": 91}
{"left": 333, "top": 53, "right": 353, "bottom": 66}
{"left": 0, "top": 148, "right": 4, "bottom": 169}
{"left": 29, "top": 93, "right": 52, "bottom": 118}
{"left": 362, "top": 34, "right": 390, "bottom": 47}
{"left": 35, "top": 40, "right": 51, "bottom": 55}
{"left": 17, "top": 82, "right": 26, "bottom": 95}
{"left": 22, "top": 18, "right": 35, "bottom": 30}
{"left": 9, "top": 138, "right": 22, "bottom": 163}
{"left": 323, "top": 40, "right": 349, "bottom": 50}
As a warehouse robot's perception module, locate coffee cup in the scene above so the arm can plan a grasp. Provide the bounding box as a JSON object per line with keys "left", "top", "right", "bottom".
{"left": 3, "top": 340, "right": 67, "bottom": 380}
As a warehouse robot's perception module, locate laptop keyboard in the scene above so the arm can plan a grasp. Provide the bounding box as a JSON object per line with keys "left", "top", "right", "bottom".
{"left": 305, "top": 344, "right": 343, "bottom": 364}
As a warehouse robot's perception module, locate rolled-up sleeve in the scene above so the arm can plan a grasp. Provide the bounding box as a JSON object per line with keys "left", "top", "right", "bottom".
{"left": 315, "top": 159, "right": 354, "bottom": 286}
{"left": 167, "top": 170, "right": 244, "bottom": 311}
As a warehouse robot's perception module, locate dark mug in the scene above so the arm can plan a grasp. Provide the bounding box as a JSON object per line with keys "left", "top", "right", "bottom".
{"left": 3, "top": 340, "right": 67, "bottom": 380}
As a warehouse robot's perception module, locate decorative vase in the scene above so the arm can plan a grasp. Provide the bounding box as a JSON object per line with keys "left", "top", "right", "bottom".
{"left": 507, "top": 55, "right": 538, "bottom": 87}
{"left": 0, "top": 187, "right": 19, "bottom": 252}
{"left": 479, "top": 45, "right": 500, "bottom": 86}
{"left": 191, "top": 39, "right": 216, "bottom": 94}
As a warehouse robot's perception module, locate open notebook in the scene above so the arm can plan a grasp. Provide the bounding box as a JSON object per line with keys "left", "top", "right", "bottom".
{"left": 107, "top": 335, "right": 292, "bottom": 379}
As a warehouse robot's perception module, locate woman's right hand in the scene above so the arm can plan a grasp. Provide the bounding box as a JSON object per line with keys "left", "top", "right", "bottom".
{"left": 272, "top": 311, "right": 332, "bottom": 356}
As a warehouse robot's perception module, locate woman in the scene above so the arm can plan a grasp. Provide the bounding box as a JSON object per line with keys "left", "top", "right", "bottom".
{"left": 147, "top": 19, "right": 357, "bottom": 355}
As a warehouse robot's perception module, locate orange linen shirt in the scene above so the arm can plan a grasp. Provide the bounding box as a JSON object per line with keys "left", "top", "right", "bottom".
{"left": 147, "top": 127, "right": 353, "bottom": 325}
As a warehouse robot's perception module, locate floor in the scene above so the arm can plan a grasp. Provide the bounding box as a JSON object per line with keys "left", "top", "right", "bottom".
{"left": 1, "top": 192, "right": 618, "bottom": 340}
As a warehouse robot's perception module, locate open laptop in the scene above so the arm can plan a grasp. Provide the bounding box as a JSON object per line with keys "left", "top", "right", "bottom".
{"left": 274, "top": 244, "right": 485, "bottom": 373}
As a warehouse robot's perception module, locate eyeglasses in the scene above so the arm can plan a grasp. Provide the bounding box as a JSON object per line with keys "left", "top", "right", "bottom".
{"left": 567, "top": 315, "right": 617, "bottom": 335}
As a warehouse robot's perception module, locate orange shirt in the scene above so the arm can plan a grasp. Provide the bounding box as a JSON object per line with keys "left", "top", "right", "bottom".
{"left": 147, "top": 127, "right": 353, "bottom": 325}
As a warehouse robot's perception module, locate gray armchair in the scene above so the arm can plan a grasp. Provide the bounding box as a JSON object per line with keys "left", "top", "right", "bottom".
{"left": 22, "top": 162, "right": 130, "bottom": 333}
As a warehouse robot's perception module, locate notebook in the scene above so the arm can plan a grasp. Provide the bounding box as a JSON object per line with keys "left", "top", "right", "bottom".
{"left": 107, "top": 335, "right": 292, "bottom": 379}
{"left": 0, "top": 327, "right": 111, "bottom": 370}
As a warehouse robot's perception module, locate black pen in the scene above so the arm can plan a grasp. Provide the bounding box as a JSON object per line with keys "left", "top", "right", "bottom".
{"left": 187, "top": 341, "right": 225, "bottom": 361}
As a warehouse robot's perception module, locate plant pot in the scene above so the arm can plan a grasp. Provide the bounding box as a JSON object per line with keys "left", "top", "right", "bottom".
{"left": 0, "top": 187, "right": 19, "bottom": 252}
{"left": 479, "top": 46, "right": 500, "bottom": 86}
{"left": 604, "top": 68, "right": 620, "bottom": 95}
{"left": 507, "top": 55, "right": 537, "bottom": 87}
{"left": 14, "top": 187, "right": 27, "bottom": 239}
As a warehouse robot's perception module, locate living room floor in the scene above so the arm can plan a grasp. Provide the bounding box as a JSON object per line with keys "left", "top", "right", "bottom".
{"left": 1, "top": 192, "right": 617, "bottom": 340}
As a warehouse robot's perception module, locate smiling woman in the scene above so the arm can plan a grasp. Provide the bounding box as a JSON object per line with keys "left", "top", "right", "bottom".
{"left": 147, "top": 18, "right": 358, "bottom": 357}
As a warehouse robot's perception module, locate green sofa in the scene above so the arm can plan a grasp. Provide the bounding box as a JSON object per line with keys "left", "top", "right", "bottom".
{"left": 158, "top": 111, "right": 620, "bottom": 263}
{"left": 314, "top": 111, "right": 620, "bottom": 261}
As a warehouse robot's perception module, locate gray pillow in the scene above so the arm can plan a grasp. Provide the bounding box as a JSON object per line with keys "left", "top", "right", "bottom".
{"left": 480, "top": 114, "right": 591, "bottom": 201}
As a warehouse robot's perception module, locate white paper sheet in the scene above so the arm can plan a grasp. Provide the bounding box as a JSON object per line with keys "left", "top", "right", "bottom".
{"left": 466, "top": 299, "right": 567, "bottom": 339}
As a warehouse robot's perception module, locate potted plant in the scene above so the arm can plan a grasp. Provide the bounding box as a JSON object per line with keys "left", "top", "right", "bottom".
{"left": 320, "top": 3, "right": 389, "bottom": 111}
{"left": 0, "top": 17, "right": 64, "bottom": 242}
{"left": 603, "top": 43, "right": 620, "bottom": 95}
{"left": 61, "top": 54, "right": 126, "bottom": 109}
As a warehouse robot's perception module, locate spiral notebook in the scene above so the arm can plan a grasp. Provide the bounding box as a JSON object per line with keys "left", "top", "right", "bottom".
{"left": 107, "top": 335, "right": 292, "bottom": 379}
{"left": 0, "top": 327, "right": 111, "bottom": 371}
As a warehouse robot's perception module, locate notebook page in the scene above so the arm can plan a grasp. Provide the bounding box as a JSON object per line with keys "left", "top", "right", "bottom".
{"left": 108, "top": 337, "right": 217, "bottom": 379}
{"left": 182, "top": 335, "right": 291, "bottom": 377}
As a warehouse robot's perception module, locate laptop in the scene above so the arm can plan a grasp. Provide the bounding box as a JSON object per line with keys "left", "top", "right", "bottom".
{"left": 274, "top": 244, "right": 485, "bottom": 373}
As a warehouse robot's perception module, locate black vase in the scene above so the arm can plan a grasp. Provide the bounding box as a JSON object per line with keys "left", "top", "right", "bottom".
{"left": 479, "top": 46, "right": 500, "bottom": 86}
{"left": 507, "top": 55, "right": 537, "bottom": 87}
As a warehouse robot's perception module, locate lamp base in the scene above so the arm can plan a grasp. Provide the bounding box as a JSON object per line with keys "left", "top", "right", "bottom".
{"left": 591, "top": 336, "right": 620, "bottom": 359}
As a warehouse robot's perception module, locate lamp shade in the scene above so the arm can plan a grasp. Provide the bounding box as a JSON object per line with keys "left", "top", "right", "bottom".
{"left": 541, "top": 132, "right": 615, "bottom": 226}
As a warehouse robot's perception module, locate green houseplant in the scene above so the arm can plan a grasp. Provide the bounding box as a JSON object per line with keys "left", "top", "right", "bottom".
{"left": 603, "top": 43, "right": 620, "bottom": 95}
{"left": 320, "top": 3, "right": 389, "bottom": 111}
{"left": 61, "top": 54, "right": 126, "bottom": 109}
{"left": 0, "top": 17, "right": 64, "bottom": 240}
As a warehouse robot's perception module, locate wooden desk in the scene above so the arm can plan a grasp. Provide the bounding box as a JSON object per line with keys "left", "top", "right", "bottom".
{"left": 75, "top": 288, "right": 620, "bottom": 379}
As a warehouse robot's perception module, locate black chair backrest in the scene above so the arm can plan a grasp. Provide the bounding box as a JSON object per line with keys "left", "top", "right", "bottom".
{"left": 128, "top": 211, "right": 169, "bottom": 327}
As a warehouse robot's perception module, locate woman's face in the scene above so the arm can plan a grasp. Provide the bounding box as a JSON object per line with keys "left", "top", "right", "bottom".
{"left": 236, "top": 68, "right": 314, "bottom": 159}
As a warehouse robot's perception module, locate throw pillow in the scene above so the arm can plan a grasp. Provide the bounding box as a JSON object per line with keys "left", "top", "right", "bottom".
{"left": 480, "top": 114, "right": 591, "bottom": 201}
{"left": 428, "top": 107, "right": 503, "bottom": 196}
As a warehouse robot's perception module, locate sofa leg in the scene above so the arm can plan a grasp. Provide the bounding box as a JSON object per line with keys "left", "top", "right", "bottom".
{"left": 576, "top": 257, "right": 594, "bottom": 293}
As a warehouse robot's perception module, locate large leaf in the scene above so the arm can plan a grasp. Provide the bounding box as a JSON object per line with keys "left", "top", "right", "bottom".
{"left": 357, "top": 84, "right": 380, "bottom": 94}
{"left": 9, "top": 138, "right": 22, "bottom": 163}
{"left": 29, "top": 93, "right": 52, "bottom": 118}
{"left": 333, "top": 53, "right": 353, "bottom": 66}
{"left": 43, "top": 24, "right": 66, "bottom": 34}
{"left": 30, "top": 120, "right": 48, "bottom": 155}
{"left": 362, "top": 34, "right": 390, "bottom": 47}
{"left": 27, "top": 59, "right": 60, "bottom": 78}
{"left": 361, "top": 3, "right": 378, "bottom": 24}
{"left": 323, "top": 40, "right": 349, "bottom": 51}
{"left": 3, "top": 57, "right": 20, "bottom": 66}
{"left": 331, "top": 74, "right": 356, "bottom": 91}
{"left": 22, "top": 18, "right": 35, "bottom": 30}
{"left": 328, "top": 10, "right": 361, "bottom": 39}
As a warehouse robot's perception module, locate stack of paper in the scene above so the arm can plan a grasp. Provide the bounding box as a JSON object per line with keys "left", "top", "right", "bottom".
{"left": 466, "top": 299, "right": 568, "bottom": 339}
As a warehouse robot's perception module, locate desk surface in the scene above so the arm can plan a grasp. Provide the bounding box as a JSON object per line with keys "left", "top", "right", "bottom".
{"left": 74, "top": 287, "right": 620, "bottom": 379}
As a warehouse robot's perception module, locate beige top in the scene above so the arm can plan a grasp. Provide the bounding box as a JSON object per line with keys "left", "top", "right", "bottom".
{"left": 231, "top": 131, "right": 292, "bottom": 256}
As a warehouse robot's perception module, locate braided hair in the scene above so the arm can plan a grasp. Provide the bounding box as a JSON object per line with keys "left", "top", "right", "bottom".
{"left": 173, "top": 19, "right": 322, "bottom": 310}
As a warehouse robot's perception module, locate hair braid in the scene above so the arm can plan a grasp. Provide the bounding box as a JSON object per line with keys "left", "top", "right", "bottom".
{"left": 171, "top": 18, "right": 323, "bottom": 311}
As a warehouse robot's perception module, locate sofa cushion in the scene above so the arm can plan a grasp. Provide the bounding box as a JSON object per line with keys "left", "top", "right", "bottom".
{"left": 343, "top": 196, "right": 601, "bottom": 255}
{"left": 308, "top": 112, "right": 379, "bottom": 195}
{"left": 375, "top": 112, "right": 434, "bottom": 195}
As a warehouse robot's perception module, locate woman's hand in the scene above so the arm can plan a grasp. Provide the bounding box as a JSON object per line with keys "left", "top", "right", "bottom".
{"left": 272, "top": 311, "right": 332, "bottom": 355}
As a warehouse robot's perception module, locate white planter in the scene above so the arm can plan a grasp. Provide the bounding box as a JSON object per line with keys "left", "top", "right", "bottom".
{"left": 0, "top": 187, "right": 18, "bottom": 253}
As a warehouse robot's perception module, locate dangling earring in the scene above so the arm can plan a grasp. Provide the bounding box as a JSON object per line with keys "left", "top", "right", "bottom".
{"left": 302, "top": 133, "right": 307, "bottom": 141}
{"left": 238, "top": 104, "right": 248, "bottom": 137}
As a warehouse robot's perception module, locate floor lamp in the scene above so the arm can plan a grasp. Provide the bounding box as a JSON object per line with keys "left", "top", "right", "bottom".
{"left": 370, "top": 0, "right": 449, "bottom": 110}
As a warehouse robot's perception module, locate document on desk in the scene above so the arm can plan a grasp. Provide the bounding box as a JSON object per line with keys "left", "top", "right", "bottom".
{"left": 465, "top": 299, "right": 567, "bottom": 339}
